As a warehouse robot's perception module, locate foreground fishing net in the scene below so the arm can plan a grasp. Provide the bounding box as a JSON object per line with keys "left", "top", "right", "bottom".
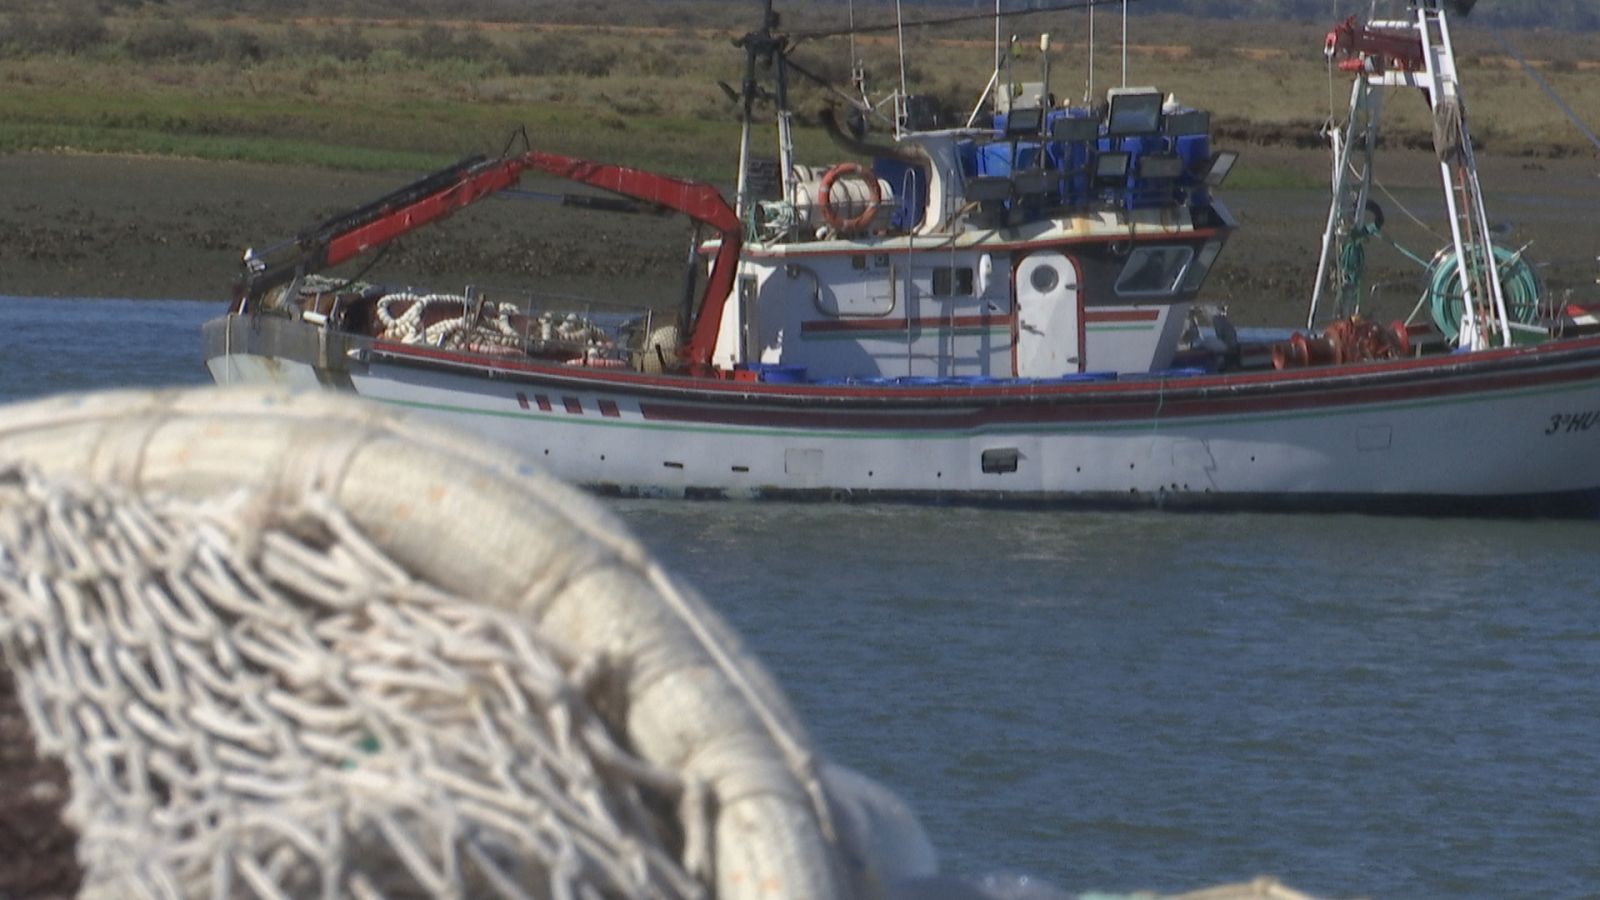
{"left": 0, "top": 387, "right": 1326, "bottom": 900}
{"left": 0, "top": 465, "right": 705, "bottom": 898}
{"left": 0, "top": 387, "right": 880, "bottom": 900}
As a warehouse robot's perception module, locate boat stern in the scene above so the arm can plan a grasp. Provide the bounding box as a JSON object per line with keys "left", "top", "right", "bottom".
{"left": 202, "top": 311, "right": 356, "bottom": 391}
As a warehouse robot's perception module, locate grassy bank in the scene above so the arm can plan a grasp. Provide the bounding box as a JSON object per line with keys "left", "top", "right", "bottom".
{"left": 1, "top": 7, "right": 1597, "bottom": 184}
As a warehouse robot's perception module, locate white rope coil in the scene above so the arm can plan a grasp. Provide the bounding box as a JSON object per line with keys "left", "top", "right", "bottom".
{"left": 373, "top": 294, "right": 611, "bottom": 357}
{"left": 375, "top": 293, "right": 526, "bottom": 348}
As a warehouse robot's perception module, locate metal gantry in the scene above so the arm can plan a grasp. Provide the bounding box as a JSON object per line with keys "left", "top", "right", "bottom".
{"left": 1309, "top": 1, "right": 1511, "bottom": 348}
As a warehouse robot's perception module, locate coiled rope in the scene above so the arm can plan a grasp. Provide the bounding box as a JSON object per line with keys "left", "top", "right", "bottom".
{"left": 1424, "top": 243, "right": 1544, "bottom": 342}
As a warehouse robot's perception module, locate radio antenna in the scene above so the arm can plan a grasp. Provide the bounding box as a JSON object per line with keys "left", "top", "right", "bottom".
{"left": 1085, "top": 0, "right": 1095, "bottom": 102}
{"left": 1121, "top": 0, "right": 1129, "bottom": 87}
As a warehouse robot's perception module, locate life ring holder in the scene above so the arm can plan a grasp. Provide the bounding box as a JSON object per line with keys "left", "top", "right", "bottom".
{"left": 818, "top": 162, "right": 882, "bottom": 235}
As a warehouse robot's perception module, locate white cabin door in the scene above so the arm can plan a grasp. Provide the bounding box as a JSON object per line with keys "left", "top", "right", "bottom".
{"left": 1015, "top": 252, "right": 1082, "bottom": 377}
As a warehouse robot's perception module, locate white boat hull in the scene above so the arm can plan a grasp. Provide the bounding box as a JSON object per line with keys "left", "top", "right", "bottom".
{"left": 204, "top": 314, "right": 1600, "bottom": 515}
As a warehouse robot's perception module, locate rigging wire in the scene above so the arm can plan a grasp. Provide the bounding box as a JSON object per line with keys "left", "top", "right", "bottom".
{"left": 1372, "top": 177, "right": 1446, "bottom": 243}
{"left": 783, "top": 52, "right": 898, "bottom": 126}
{"left": 1490, "top": 32, "right": 1600, "bottom": 157}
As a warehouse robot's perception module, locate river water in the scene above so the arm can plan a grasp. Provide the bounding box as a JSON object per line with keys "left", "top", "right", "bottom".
{"left": 2, "top": 296, "right": 1598, "bottom": 898}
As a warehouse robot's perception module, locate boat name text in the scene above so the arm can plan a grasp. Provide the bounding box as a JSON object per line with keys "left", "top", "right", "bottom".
{"left": 1544, "top": 410, "right": 1600, "bottom": 435}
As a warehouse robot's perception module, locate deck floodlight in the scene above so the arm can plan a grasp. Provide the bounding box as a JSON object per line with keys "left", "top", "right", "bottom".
{"left": 1138, "top": 153, "right": 1186, "bottom": 180}
{"left": 1094, "top": 151, "right": 1132, "bottom": 184}
{"left": 1051, "top": 116, "right": 1101, "bottom": 143}
{"left": 1005, "top": 106, "right": 1045, "bottom": 137}
{"left": 965, "top": 176, "right": 1013, "bottom": 203}
{"left": 1106, "top": 87, "right": 1163, "bottom": 137}
{"left": 1013, "top": 169, "right": 1058, "bottom": 196}
{"left": 1164, "top": 109, "right": 1211, "bottom": 136}
{"left": 1201, "top": 150, "right": 1240, "bottom": 187}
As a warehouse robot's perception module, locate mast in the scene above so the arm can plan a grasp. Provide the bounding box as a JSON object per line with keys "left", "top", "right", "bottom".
{"left": 1311, "top": 0, "right": 1510, "bottom": 348}
{"left": 732, "top": 2, "right": 767, "bottom": 221}
{"left": 734, "top": 0, "right": 794, "bottom": 223}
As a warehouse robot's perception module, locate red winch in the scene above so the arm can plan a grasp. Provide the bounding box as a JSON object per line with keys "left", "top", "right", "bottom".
{"left": 1272, "top": 317, "right": 1412, "bottom": 370}
{"left": 1325, "top": 15, "right": 1426, "bottom": 74}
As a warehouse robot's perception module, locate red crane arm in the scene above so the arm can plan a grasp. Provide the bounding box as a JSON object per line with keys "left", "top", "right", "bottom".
{"left": 517, "top": 152, "right": 741, "bottom": 374}
{"left": 242, "top": 150, "right": 742, "bottom": 375}
{"left": 322, "top": 161, "right": 527, "bottom": 268}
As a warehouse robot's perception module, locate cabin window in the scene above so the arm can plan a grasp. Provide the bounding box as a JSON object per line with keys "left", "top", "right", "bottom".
{"left": 1180, "top": 240, "right": 1224, "bottom": 293}
{"left": 1115, "top": 246, "right": 1193, "bottom": 297}
{"left": 932, "top": 267, "right": 975, "bottom": 297}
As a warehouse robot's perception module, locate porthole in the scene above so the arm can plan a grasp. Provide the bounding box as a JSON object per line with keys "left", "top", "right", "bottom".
{"left": 1029, "top": 264, "right": 1060, "bottom": 293}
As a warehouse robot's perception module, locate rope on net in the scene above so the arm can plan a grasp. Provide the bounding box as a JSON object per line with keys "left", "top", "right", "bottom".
{"left": 0, "top": 462, "right": 705, "bottom": 900}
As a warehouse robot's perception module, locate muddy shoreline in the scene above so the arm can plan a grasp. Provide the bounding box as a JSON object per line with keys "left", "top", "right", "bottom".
{"left": 3, "top": 150, "right": 1598, "bottom": 325}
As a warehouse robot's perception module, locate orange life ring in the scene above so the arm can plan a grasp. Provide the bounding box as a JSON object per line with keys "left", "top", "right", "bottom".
{"left": 818, "top": 162, "right": 882, "bottom": 235}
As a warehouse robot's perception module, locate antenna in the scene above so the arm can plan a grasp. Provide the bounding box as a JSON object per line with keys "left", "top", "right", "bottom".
{"left": 1121, "top": 0, "right": 1129, "bottom": 87}
{"left": 848, "top": 0, "right": 863, "bottom": 100}
{"left": 895, "top": 0, "right": 909, "bottom": 133}
{"left": 1041, "top": 33, "right": 1052, "bottom": 109}
{"left": 1085, "top": 0, "right": 1095, "bottom": 103}
{"left": 994, "top": 0, "right": 1003, "bottom": 85}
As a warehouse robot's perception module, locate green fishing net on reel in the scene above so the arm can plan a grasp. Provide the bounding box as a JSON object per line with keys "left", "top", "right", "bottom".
{"left": 1426, "top": 243, "right": 1544, "bottom": 342}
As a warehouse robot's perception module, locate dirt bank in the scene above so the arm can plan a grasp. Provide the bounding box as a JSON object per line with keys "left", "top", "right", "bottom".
{"left": 3, "top": 149, "right": 1598, "bottom": 325}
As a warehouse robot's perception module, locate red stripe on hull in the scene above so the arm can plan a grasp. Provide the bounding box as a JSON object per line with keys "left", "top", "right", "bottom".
{"left": 1084, "top": 309, "right": 1162, "bottom": 323}
{"left": 634, "top": 360, "right": 1600, "bottom": 430}
{"left": 366, "top": 336, "right": 1600, "bottom": 406}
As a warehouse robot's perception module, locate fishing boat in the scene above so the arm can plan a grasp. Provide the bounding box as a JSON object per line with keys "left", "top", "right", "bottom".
{"left": 203, "top": 0, "right": 1600, "bottom": 516}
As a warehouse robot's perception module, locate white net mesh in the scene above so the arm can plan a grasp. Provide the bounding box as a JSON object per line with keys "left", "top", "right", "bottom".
{"left": 0, "top": 463, "right": 704, "bottom": 900}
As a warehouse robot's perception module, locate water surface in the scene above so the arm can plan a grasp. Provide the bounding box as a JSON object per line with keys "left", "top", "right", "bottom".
{"left": 2, "top": 296, "right": 1597, "bottom": 898}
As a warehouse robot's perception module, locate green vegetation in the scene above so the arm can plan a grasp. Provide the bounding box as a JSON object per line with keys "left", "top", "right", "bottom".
{"left": 1134, "top": 0, "right": 1599, "bottom": 31}
{"left": 0, "top": 1, "right": 1595, "bottom": 183}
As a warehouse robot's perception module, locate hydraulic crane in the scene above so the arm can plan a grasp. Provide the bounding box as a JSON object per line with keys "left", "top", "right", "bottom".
{"left": 237, "top": 151, "right": 743, "bottom": 373}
